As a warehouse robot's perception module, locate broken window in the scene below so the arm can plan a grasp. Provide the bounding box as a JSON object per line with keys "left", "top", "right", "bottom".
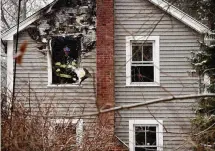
{"left": 51, "top": 36, "right": 81, "bottom": 84}
{"left": 48, "top": 35, "right": 91, "bottom": 86}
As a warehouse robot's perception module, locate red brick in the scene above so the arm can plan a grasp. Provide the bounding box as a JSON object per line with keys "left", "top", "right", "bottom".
{"left": 96, "top": 0, "right": 115, "bottom": 127}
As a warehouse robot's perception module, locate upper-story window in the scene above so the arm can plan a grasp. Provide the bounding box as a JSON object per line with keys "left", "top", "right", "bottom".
{"left": 129, "top": 120, "right": 163, "bottom": 151}
{"left": 126, "top": 36, "right": 160, "bottom": 86}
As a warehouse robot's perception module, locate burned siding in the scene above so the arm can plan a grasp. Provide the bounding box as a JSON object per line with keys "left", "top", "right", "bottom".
{"left": 28, "top": 0, "right": 96, "bottom": 48}
{"left": 114, "top": 0, "right": 200, "bottom": 150}
{"left": 26, "top": 0, "right": 96, "bottom": 85}
{"left": 14, "top": 0, "right": 97, "bottom": 119}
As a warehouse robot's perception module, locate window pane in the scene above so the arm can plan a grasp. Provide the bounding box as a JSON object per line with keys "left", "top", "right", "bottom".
{"left": 146, "top": 126, "right": 157, "bottom": 145}
{"left": 131, "top": 66, "right": 154, "bottom": 82}
{"left": 132, "top": 43, "right": 153, "bottom": 61}
{"left": 135, "top": 147, "right": 157, "bottom": 151}
{"left": 142, "top": 44, "right": 152, "bottom": 61}
{"left": 135, "top": 126, "right": 146, "bottom": 145}
{"left": 132, "top": 45, "right": 142, "bottom": 61}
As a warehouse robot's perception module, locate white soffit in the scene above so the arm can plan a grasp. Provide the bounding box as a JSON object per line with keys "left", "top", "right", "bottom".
{"left": 147, "top": 0, "right": 212, "bottom": 34}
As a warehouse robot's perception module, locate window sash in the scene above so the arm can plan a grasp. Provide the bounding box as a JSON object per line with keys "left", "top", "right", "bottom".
{"left": 131, "top": 42, "right": 155, "bottom": 83}
{"left": 132, "top": 61, "right": 154, "bottom": 64}
{"left": 131, "top": 66, "right": 154, "bottom": 82}
{"left": 134, "top": 125, "right": 158, "bottom": 148}
{"left": 132, "top": 42, "right": 152, "bottom": 46}
{"left": 131, "top": 43, "right": 153, "bottom": 62}
{"left": 131, "top": 64, "right": 154, "bottom": 66}
{"left": 126, "top": 36, "right": 160, "bottom": 86}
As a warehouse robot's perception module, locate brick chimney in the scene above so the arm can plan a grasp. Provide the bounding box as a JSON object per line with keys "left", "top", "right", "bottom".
{"left": 96, "top": 0, "right": 115, "bottom": 126}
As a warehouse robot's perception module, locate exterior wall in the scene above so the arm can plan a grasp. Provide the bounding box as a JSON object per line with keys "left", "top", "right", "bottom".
{"left": 13, "top": 1, "right": 122, "bottom": 149}
{"left": 114, "top": 0, "right": 200, "bottom": 150}
{"left": 14, "top": 31, "right": 97, "bottom": 120}
{"left": 12, "top": 0, "right": 119, "bottom": 149}
{"left": 14, "top": 1, "right": 97, "bottom": 122}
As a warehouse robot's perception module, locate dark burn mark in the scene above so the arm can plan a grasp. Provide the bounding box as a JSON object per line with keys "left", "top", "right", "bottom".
{"left": 26, "top": 0, "right": 96, "bottom": 84}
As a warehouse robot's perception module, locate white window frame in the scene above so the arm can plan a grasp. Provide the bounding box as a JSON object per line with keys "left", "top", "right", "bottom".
{"left": 126, "top": 36, "right": 160, "bottom": 86}
{"left": 47, "top": 39, "right": 81, "bottom": 87}
{"left": 50, "top": 119, "right": 83, "bottom": 146}
{"left": 129, "top": 120, "right": 163, "bottom": 151}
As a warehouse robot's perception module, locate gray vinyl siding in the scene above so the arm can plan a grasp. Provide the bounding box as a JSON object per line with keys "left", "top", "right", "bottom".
{"left": 114, "top": 0, "right": 200, "bottom": 150}
{"left": 14, "top": 31, "right": 97, "bottom": 120}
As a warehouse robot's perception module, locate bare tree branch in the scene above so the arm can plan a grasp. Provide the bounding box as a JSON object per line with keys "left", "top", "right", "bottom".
{"left": 1, "top": 1, "right": 10, "bottom": 28}
{"left": 9, "top": 0, "right": 18, "bottom": 7}
{"left": 29, "top": 93, "right": 215, "bottom": 118}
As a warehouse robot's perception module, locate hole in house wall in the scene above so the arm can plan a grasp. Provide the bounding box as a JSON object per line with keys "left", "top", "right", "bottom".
{"left": 51, "top": 36, "right": 81, "bottom": 84}
{"left": 25, "top": 0, "right": 96, "bottom": 85}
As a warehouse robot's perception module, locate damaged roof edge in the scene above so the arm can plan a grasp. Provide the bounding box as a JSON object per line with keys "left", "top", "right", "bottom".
{"left": 148, "top": 0, "right": 212, "bottom": 34}
{"left": 1, "top": 0, "right": 59, "bottom": 41}
{"left": 1, "top": 0, "right": 213, "bottom": 41}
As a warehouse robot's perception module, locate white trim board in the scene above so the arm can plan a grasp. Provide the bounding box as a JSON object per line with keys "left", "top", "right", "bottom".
{"left": 6, "top": 40, "right": 14, "bottom": 98}
{"left": 148, "top": 0, "right": 211, "bottom": 34}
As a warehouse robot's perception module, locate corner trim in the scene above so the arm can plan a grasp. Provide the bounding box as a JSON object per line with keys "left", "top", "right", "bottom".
{"left": 7, "top": 40, "right": 14, "bottom": 97}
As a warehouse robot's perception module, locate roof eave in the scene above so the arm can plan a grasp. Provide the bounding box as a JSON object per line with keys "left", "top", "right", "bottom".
{"left": 1, "top": 14, "right": 41, "bottom": 40}
{"left": 1, "top": 0, "right": 212, "bottom": 41}
{"left": 148, "top": 0, "right": 212, "bottom": 34}
{"left": 1, "top": 0, "right": 58, "bottom": 41}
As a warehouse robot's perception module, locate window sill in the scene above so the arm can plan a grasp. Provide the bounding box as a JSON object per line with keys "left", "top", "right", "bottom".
{"left": 126, "top": 82, "right": 160, "bottom": 87}
{"left": 47, "top": 84, "right": 82, "bottom": 88}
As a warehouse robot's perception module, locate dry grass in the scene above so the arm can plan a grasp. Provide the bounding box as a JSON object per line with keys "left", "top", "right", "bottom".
{"left": 1, "top": 100, "right": 117, "bottom": 151}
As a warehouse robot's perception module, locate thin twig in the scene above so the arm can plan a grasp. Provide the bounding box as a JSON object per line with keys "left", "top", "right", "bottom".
{"left": 194, "top": 122, "right": 215, "bottom": 136}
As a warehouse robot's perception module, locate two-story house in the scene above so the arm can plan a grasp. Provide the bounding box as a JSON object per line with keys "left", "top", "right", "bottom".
{"left": 1, "top": 0, "right": 213, "bottom": 150}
